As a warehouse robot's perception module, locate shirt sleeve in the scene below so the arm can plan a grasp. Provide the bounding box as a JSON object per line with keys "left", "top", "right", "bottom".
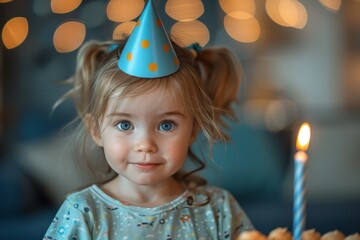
{"left": 228, "top": 192, "right": 254, "bottom": 235}
{"left": 214, "top": 188, "right": 255, "bottom": 239}
{"left": 43, "top": 199, "right": 92, "bottom": 240}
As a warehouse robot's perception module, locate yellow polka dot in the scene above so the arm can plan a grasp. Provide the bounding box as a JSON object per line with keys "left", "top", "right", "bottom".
{"left": 141, "top": 40, "right": 150, "bottom": 48}
{"left": 174, "top": 57, "right": 179, "bottom": 65}
{"left": 163, "top": 44, "right": 169, "bottom": 53}
{"left": 126, "top": 52, "right": 132, "bottom": 61}
{"left": 149, "top": 63, "right": 158, "bottom": 72}
{"left": 156, "top": 19, "right": 162, "bottom": 27}
{"left": 136, "top": 19, "right": 140, "bottom": 27}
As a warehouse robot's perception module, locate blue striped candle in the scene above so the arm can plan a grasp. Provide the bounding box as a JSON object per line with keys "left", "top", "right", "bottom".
{"left": 293, "top": 151, "right": 308, "bottom": 240}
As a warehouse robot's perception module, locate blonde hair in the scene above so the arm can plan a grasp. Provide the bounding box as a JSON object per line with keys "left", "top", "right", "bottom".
{"left": 57, "top": 38, "right": 242, "bottom": 185}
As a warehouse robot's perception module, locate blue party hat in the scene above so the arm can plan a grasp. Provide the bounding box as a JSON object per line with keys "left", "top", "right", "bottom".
{"left": 118, "top": 0, "right": 179, "bottom": 78}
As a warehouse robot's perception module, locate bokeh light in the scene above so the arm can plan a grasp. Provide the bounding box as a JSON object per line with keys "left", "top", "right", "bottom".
{"left": 113, "top": 21, "right": 136, "bottom": 40}
{"left": 0, "top": 0, "right": 13, "bottom": 3}
{"left": 224, "top": 14, "right": 260, "bottom": 43}
{"left": 293, "top": 1, "right": 308, "bottom": 29}
{"left": 279, "top": 0, "right": 299, "bottom": 27}
{"left": 266, "top": 0, "right": 289, "bottom": 27}
{"left": 107, "top": 0, "right": 144, "bottom": 22}
{"left": 319, "top": 0, "right": 342, "bottom": 12}
{"left": 279, "top": 0, "right": 308, "bottom": 29}
{"left": 266, "top": 0, "right": 307, "bottom": 29}
{"left": 265, "top": 100, "right": 298, "bottom": 132}
{"left": 53, "top": 21, "right": 86, "bottom": 53}
{"left": 170, "top": 20, "right": 210, "bottom": 47}
{"left": 165, "top": 0, "right": 204, "bottom": 22}
{"left": 2, "top": 17, "right": 29, "bottom": 49}
{"left": 51, "top": 0, "right": 82, "bottom": 14}
{"left": 219, "top": 0, "right": 256, "bottom": 19}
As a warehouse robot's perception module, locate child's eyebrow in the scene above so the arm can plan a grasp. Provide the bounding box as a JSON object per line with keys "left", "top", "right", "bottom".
{"left": 106, "top": 111, "right": 186, "bottom": 118}
{"left": 106, "top": 112, "right": 132, "bottom": 118}
{"left": 158, "top": 111, "right": 186, "bottom": 118}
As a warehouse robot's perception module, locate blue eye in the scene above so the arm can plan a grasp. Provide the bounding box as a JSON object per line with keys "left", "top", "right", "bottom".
{"left": 159, "top": 121, "right": 176, "bottom": 132}
{"left": 117, "top": 120, "right": 133, "bottom": 131}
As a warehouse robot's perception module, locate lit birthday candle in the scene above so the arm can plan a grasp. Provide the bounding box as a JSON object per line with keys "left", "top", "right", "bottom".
{"left": 293, "top": 122, "right": 311, "bottom": 240}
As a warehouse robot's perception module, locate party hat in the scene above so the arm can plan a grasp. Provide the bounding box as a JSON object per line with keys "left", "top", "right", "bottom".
{"left": 118, "top": 0, "right": 179, "bottom": 78}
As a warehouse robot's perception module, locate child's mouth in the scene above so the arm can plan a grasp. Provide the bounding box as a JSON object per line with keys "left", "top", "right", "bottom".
{"left": 134, "top": 163, "right": 161, "bottom": 170}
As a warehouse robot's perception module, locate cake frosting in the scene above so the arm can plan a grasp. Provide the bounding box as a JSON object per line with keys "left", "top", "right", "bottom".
{"left": 302, "top": 229, "right": 322, "bottom": 240}
{"left": 236, "top": 229, "right": 358, "bottom": 240}
{"left": 268, "top": 227, "right": 293, "bottom": 240}
{"left": 321, "top": 230, "right": 346, "bottom": 240}
{"left": 345, "top": 233, "right": 360, "bottom": 240}
{"left": 237, "top": 230, "right": 267, "bottom": 240}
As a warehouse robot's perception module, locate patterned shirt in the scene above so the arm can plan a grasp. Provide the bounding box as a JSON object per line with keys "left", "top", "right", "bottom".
{"left": 44, "top": 184, "right": 254, "bottom": 240}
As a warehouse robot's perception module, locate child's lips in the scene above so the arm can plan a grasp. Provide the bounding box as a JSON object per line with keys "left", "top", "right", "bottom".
{"left": 133, "top": 162, "right": 162, "bottom": 170}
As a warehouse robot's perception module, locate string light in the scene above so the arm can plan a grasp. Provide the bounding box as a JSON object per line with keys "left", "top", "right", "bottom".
{"left": 266, "top": 0, "right": 307, "bottom": 29}
{"left": 279, "top": 0, "right": 299, "bottom": 27}
{"left": 165, "top": 0, "right": 204, "bottom": 22}
{"left": 219, "top": 0, "right": 256, "bottom": 19}
{"left": 293, "top": 1, "right": 308, "bottom": 29}
{"left": 107, "top": 0, "right": 144, "bottom": 22}
{"left": 224, "top": 14, "right": 260, "bottom": 43}
{"left": 319, "top": 0, "right": 342, "bottom": 12}
{"left": 266, "top": 0, "right": 291, "bottom": 27}
{"left": 53, "top": 21, "right": 86, "bottom": 53}
{"left": 170, "top": 20, "right": 210, "bottom": 47}
{"left": 280, "top": 0, "right": 307, "bottom": 29}
{"left": 113, "top": 21, "right": 136, "bottom": 40}
{"left": 51, "top": 0, "right": 82, "bottom": 14}
{"left": 2, "top": 17, "right": 29, "bottom": 49}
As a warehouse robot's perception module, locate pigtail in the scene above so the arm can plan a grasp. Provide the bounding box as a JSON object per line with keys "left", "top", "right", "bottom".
{"left": 195, "top": 47, "right": 242, "bottom": 137}
{"left": 72, "top": 41, "right": 114, "bottom": 117}
{"left": 53, "top": 40, "right": 122, "bottom": 117}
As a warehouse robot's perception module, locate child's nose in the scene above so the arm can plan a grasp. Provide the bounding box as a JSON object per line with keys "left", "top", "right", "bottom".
{"left": 134, "top": 134, "right": 158, "bottom": 153}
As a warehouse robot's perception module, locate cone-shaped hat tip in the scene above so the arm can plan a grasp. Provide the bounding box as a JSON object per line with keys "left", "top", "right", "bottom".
{"left": 118, "top": 0, "right": 179, "bottom": 78}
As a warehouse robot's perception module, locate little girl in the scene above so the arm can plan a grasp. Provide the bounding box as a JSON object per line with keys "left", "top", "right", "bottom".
{"left": 44, "top": 1, "right": 253, "bottom": 239}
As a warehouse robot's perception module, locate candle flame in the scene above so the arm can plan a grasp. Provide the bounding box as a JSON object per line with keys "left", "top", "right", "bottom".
{"left": 296, "top": 122, "right": 311, "bottom": 151}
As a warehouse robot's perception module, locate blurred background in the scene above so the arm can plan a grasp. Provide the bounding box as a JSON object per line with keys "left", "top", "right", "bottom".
{"left": 0, "top": 0, "right": 359, "bottom": 239}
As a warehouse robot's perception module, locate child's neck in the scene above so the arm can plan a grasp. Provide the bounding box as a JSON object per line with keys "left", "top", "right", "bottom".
{"left": 101, "top": 176, "right": 185, "bottom": 208}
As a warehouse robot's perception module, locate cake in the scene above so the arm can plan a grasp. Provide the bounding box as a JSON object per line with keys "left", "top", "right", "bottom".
{"left": 345, "top": 233, "right": 360, "bottom": 240}
{"left": 237, "top": 230, "right": 267, "bottom": 240}
{"left": 302, "top": 229, "right": 321, "bottom": 240}
{"left": 321, "top": 230, "right": 346, "bottom": 240}
{"left": 268, "top": 228, "right": 293, "bottom": 240}
{"left": 237, "top": 229, "right": 359, "bottom": 240}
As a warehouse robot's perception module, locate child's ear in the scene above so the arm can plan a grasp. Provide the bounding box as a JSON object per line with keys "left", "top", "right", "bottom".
{"left": 84, "top": 114, "right": 103, "bottom": 147}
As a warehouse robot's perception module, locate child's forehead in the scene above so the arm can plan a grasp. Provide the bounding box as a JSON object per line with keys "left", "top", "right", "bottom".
{"left": 107, "top": 86, "right": 187, "bottom": 112}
